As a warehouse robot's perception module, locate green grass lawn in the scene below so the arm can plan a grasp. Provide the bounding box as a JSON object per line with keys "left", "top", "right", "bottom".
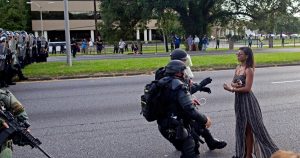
{"left": 24, "top": 52, "right": 300, "bottom": 78}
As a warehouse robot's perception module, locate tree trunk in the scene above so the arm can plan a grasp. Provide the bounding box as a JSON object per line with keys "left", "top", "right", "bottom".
{"left": 229, "top": 38, "right": 234, "bottom": 50}
{"left": 163, "top": 32, "right": 169, "bottom": 52}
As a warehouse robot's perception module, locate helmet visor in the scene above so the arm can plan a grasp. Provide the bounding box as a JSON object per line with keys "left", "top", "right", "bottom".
{"left": 184, "top": 66, "right": 194, "bottom": 79}
{"left": 185, "top": 54, "right": 193, "bottom": 67}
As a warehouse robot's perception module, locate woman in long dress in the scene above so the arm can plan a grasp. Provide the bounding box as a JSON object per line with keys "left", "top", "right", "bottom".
{"left": 223, "top": 47, "right": 279, "bottom": 158}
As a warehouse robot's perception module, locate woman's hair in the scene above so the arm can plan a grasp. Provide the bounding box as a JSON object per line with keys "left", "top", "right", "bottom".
{"left": 239, "top": 47, "right": 255, "bottom": 68}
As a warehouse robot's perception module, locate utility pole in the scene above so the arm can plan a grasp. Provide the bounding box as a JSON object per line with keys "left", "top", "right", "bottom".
{"left": 93, "top": 0, "right": 98, "bottom": 40}
{"left": 64, "top": 0, "right": 72, "bottom": 66}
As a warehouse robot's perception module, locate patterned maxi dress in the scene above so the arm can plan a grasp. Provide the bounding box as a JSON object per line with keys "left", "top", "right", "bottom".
{"left": 233, "top": 75, "right": 279, "bottom": 158}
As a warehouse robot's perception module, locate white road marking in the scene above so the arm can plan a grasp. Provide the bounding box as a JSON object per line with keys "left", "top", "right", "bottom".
{"left": 272, "top": 80, "right": 300, "bottom": 84}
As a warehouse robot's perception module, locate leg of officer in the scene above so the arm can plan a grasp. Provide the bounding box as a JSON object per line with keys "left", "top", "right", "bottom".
{"left": 193, "top": 122, "right": 227, "bottom": 150}
{"left": 181, "top": 135, "right": 198, "bottom": 158}
{"left": 158, "top": 125, "right": 183, "bottom": 151}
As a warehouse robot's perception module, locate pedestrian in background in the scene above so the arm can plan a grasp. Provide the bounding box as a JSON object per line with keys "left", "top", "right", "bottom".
{"left": 202, "top": 35, "right": 209, "bottom": 51}
{"left": 88, "top": 39, "right": 94, "bottom": 54}
{"left": 248, "top": 35, "right": 252, "bottom": 48}
{"left": 81, "top": 39, "right": 87, "bottom": 54}
{"left": 194, "top": 35, "right": 200, "bottom": 51}
{"left": 118, "top": 39, "right": 126, "bottom": 54}
{"left": 96, "top": 39, "right": 103, "bottom": 54}
{"left": 215, "top": 38, "right": 220, "bottom": 49}
{"left": 71, "top": 39, "right": 77, "bottom": 58}
{"left": 186, "top": 35, "right": 193, "bottom": 51}
{"left": 259, "top": 35, "right": 264, "bottom": 48}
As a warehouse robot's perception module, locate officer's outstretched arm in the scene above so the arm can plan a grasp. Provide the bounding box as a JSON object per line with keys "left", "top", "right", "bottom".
{"left": 190, "top": 83, "right": 199, "bottom": 94}
{"left": 178, "top": 90, "right": 208, "bottom": 125}
{"left": 190, "top": 82, "right": 211, "bottom": 94}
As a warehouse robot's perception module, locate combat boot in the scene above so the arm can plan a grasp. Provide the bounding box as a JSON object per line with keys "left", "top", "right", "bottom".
{"left": 200, "top": 128, "right": 227, "bottom": 150}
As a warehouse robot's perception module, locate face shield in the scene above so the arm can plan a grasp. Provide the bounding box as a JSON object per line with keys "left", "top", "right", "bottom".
{"left": 183, "top": 54, "right": 194, "bottom": 79}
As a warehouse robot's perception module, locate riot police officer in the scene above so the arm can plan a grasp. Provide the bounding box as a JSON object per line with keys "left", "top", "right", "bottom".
{"left": 0, "top": 36, "right": 8, "bottom": 87}
{"left": 157, "top": 60, "right": 213, "bottom": 157}
{"left": 0, "top": 88, "right": 29, "bottom": 158}
{"left": 155, "top": 49, "right": 227, "bottom": 153}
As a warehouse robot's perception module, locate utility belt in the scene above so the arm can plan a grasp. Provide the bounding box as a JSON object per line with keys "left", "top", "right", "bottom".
{"left": 0, "top": 140, "right": 12, "bottom": 152}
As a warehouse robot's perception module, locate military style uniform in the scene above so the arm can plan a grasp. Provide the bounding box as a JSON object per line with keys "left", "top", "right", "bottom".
{"left": 155, "top": 60, "right": 210, "bottom": 158}
{"left": 0, "top": 89, "right": 28, "bottom": 158}
{"left": 157, "top": 75, "right": 208, "bottom": 158}
{"left": 155, "top": 50, "right": 227, "bottom": 154}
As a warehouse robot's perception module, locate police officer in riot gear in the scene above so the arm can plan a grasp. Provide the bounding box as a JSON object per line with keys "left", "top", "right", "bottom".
{"left": 155, "top": 49, "right": 227, "bottom": 154}
{"left": 0, "top": 37, "right": 7, "bottom": 87}
{"left": 169, "top": 49, "right": 212, "bottom": 94}
{"left": 157, "top": 60, "right": 213, "bottom": 157}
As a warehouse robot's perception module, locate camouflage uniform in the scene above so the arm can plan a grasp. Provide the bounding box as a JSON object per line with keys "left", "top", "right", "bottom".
{"left": 0, "top": 89, "right": 28, "bottom": 158}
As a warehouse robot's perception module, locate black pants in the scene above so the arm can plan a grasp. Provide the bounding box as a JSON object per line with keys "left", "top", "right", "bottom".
{"left": 157, "top": 118, "right": 199, "bottom": 158}
{"left": 72, "top": 49, "right": 77, "bottom": 57}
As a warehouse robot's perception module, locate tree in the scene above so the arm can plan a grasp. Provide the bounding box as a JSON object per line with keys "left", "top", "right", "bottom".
{"left": 99, "top": 0, "right": 300, "bottom": 43}
{"left": 223, "top": 0, "right": 300, "bottom": 34}
{"left": 0, "top": 0, "right": 31, "bottom": 31}
{"left": 154, "top": 9, "right": 184, "bottom": 52}
{"left": 140, "top": 0, "right": 223, "bottom": 37}
{"left": 99, "top": 0, "right": 145, "bottom": 43}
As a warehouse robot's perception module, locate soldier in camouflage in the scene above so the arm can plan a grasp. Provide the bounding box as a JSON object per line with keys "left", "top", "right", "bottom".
{"left": 0, "top": 89, "right": 29, "bottom": 158}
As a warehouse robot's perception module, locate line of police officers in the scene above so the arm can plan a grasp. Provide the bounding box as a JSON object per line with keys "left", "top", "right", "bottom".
{"left": 0, "top": 28, "right": 48, "bottom": 88}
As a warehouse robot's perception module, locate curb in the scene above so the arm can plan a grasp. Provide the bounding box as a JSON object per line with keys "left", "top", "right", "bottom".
{"left": 22, "top": 63, "right": 300, "bottom": 82}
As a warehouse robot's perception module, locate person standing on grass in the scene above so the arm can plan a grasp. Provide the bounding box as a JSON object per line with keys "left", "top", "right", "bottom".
{"left": 248, "top": 36, "right": 252, "bottom": 48}
{"left": 118, "top": 39, "right": 126, "bottom": 54}
{"left": 259, "top": 35, "right": 264, "bottom": 48}
{"left": 88, "top": 39, "right": 94, "bottom": 54}
{"left": 216, "top": 38, "right": 220, "bottom": 49}
{"left": 194, "top": 35, "right": 200, "bottom": 51}
{"left": 97, "top": 39, "right": 103, "bottom": 54}
{"left": 71, "top": 39, "right": 77, "bottom": 58}
{"left": 81, "top": 39, "right": 87, "bottom": 54}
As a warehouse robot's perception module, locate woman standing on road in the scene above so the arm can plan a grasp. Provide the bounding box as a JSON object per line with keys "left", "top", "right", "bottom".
{"left": 223, "top": 47, "right": 279, "bottom": 158}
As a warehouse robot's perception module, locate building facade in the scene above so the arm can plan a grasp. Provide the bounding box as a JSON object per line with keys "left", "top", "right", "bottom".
{"left": 30, "top": 0, "right": 100, "bottom": 42}
{"left": 29, "top": 0, "right": 158, "bottom": 42}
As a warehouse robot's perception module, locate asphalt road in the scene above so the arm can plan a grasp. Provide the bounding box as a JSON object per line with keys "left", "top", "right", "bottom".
{"left": 47, "top": 48, "right": 300, "bottom": 62}
{"left": 7, "top": 65, "right": 300, "bottom": 158}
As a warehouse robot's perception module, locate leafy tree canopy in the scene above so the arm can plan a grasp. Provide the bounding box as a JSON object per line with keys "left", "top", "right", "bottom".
{"left": 99, "top": 0, "right": 300, "bottom": 41}
{"left": 0, "top": 0, "right": 31, "bottom": 31}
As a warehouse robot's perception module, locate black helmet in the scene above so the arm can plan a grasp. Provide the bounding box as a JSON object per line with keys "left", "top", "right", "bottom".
{"left": 170, "top": 49, "right": 187, "bottom": 61}
{"left": 165, "top": 60, "right": 186, "bottom": 74}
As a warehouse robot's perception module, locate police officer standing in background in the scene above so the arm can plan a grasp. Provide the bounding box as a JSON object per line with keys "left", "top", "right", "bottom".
{"left": 0, "top": 88, "right": 30, "bottom": 158}
{"left": 0, "top": 36, "right": 7, "bottom": 87}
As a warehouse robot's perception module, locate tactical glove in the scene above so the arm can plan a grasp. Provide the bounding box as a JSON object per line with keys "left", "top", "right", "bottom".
{"left": 200, "top": 87, "right": 211, "bottom": 94}
{"left": 198, "top": 77, "right": 212, "bottom": 89}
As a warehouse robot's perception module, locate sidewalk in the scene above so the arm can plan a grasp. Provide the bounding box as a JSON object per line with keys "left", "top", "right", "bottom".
{"left": 47, "top": 47, "right": 300, "bottom": 62}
